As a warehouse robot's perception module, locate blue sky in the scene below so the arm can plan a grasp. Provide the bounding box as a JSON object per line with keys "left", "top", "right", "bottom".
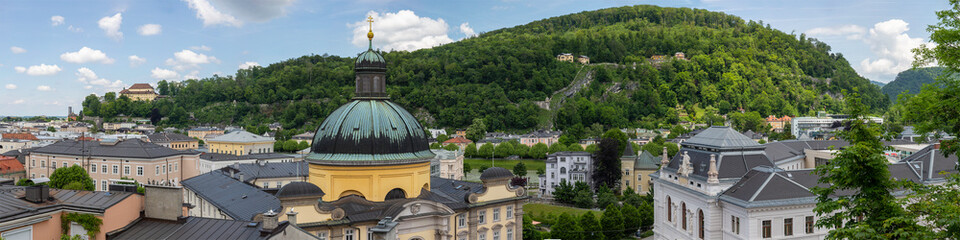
{"left": 0, "top": 0, "right": 948, "bottom": 116}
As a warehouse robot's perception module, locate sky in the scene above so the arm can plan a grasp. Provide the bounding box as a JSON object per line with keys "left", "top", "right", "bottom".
{"left": 0, "top": 0, "right": 948, "bottom": 116}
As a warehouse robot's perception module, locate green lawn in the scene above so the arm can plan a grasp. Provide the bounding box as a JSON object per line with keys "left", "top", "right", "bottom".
{"left": 523, "top": 203, "right": 600, "bottom": 218}
{"left": 463, "top": 158, "right": 546, "bottom": 171}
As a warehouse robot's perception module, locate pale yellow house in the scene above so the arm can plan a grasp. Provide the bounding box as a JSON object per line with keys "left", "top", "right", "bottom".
{"left": 119, "top": 83, "right": 158, "bottom": 101}
{"left": 147, "top": 133, "right": 200, "bottom": 150}
{"left": 556, "top": 53, "right": 574, "bottom": 62}
{"left": 207, "top": 130, "right": 275, "bottom": 156}
{"left": 187, "top": 127, "right": 224, "bottom": 140}
{"left": 620, "top": 145, "right": 663, "bottom": 195}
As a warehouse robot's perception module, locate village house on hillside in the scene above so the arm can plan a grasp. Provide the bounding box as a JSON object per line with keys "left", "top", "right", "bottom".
{"left": 119, "top": 83, "right": 159, "bottom": 101}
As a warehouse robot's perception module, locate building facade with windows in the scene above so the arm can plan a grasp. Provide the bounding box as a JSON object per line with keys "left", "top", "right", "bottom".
{"left": 539, "top": 151, "right": 592, "bottom": 197}
{"left": 147, "top": 133, "right": 199, "bottom": 150}
{"left": 206, "top": 130, "right": 276, "bottom": 156}
{"left": 119, "top": 83, "right": 158, "bottom": 101}
{"left": 25, "top": 139, "right": 200, "bottom": 191}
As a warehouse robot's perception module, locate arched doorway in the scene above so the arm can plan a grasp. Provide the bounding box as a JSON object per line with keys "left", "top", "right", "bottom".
{"left": 385, "top": 188, "right": 406, "bottom": 200}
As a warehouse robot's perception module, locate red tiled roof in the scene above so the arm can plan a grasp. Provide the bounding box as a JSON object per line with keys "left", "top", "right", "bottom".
{"left": 128, "top": 83, "right": 154, "bottom": 90}
{"left": 2, "top": 133, "right": 38, "bottom": 141}
{"left": 0, "top": 157, "right": 24, "bottom": 174}
{"left": 443, "top": 136, "right": 473, "bottom": 144}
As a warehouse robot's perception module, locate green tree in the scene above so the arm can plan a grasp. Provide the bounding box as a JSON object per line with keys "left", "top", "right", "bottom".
{"left": 430, "top": 142, "right": 443, "bottom": 149}
{"left": 551, "top": 213, "right": 584, "bottom": 240}
{"left": 536, "top": 167, "right": 545, "bottom": 176}
{"left": 592, "top": 138, "right": 622, "bottom": 190}
{"left": 495, "top": 142, "right": 515, "bottom": 157}
{"left": 553, "top": 180, "right": 576, "bottom": 204}
{"left": 478, "top": 165, "right": 490, "bottom": 173}
{"left": 443, "top": 144, "right": 460, "bottom": 151}
{"left": 584, "top": 144, "right": 598, "bottom": 153}
{"left": 524, "top": 215, "right": 546, "bottom": 240}
{"left": 664, "top": 142, "right": 680, "bottom": 158}
{"left": 596, "top": 186, "right": 618, "bottom": 209}
{"left": 566, "top": 143, "right": 584, "bottom": 152}
{"left": 282, "top": 140, "right": 299, "bottom": 152}
{"left": 639, "top": 201, "right": 654, "bottom": 229}
{"left": 513, "top": 162, "right": 528, "bottom": 177}
{"left": 63, "top": 182, "right": 86, "bottom": 190}
{"left": 47, "top": 126, "right": 57, "bottom": 132}
{"left": 464, "top": 143, "right": 478, "bottom": 157}
{"left": 49, "top": 165, "right": 94, "bottom": 191}
{"left": 465, "top": 118, "right": 487, "bottom": 142}
{"left": 513, "top": 143, "right": 530, "bottom": 158}
{"left": 601, "top": 204, "right": 625, "bottom": 240}
{"left": 547, "top": 142, "right": 567, "bottom": 154}
{"left": 579, "top": 212, "right": 604, "bottom": 240}
{"left": 573, "top": 188, "right": 595, "bottom": 209}
{"left": 463, "top": 162, "right": 473, "bottom": 174}
{"left": 16, "top": 178, "right": 34, "bottom": 186}
{"left": 529, "top": 143, "right": 549, "bottom": 159}
{"left": 812, "top": 91, "right": 925, "bottom": 238}
{"left": 82, "top": 94, "right": 101, "bottom": 116}
{"left": 298, "top": 141, "right": 310, "bottom": 150}
{"left": 478, "top": 143, "right": 495, "bottom": 158}
{"left": 436, "top": 134, "right": 450, "bottom": 143}
{"left": 622, "top": 203, "right": 642, "bottom": 235}
{"left": 602, "top": 128, "right": 628, "bottom": 153}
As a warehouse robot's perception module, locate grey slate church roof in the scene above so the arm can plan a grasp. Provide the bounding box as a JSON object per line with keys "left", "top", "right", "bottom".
{"left": 181, "top": 170, "right": 281, "bottom": 221}
{"left": 147, "top": 133, "right": 196, "bottom": 143}
{"left": 682, "top": 126, "right": 762, "bottom": 150}
{"left": 110, "top": 217, "right": 295, "bottom": 240}
{"left": 222, "top": 161, "right": 308, "bottom": 182}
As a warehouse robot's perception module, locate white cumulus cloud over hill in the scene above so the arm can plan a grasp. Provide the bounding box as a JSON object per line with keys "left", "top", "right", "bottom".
{"left": 351, "top": 10, "right": 455, "bottom": 52}
{"left": 60, "top": 47, "right": 115, "bottom": 64}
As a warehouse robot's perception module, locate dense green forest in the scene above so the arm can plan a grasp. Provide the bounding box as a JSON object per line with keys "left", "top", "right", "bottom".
{"left": 881, "top": 67, "right": 945, "bottom": 103}
{"left": 81, "top": 5, "right": 886, "bottom": 139}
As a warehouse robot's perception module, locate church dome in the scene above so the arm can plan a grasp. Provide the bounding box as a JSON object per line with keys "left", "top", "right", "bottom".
{"left": 275, "top": 182, "right": 324, "bottom": 199}
{"left": 308, "top": 99, "right": 433, "bottom": 165}
{"left": 355, "top": 48, "right": 386, "bottom": 70}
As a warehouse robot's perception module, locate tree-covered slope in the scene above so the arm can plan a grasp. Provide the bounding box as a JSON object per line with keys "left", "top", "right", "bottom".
{"left": 82, "top": 5, "right": 887, "bottom": 137}
{"left": 881, "top": 67, "right": 945, "bottom": 103}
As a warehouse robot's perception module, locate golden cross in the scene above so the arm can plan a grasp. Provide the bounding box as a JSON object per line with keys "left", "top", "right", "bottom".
{"left": 367, "top": 16, "right": 374, "bottom": 32}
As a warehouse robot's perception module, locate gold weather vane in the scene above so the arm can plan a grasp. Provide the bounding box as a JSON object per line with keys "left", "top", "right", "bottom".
{"left": 367, "top": 16, "right": 374, "bottom": 41}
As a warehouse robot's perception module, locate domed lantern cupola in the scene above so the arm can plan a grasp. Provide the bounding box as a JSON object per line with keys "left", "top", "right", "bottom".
{"left": 354, "top": 16, "right": 388, "bottom": 99}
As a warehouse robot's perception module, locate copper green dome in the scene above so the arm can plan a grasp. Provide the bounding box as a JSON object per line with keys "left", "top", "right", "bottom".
{"left": 355, "top": 47, "right": 386, "bottom": 70}
{"left": 307, "top": 100, "right": 434, "bottom": 165}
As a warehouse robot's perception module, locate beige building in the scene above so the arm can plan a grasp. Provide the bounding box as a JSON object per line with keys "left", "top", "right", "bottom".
{"left": 207, "top": 130, "right": 276, "bottom": 156}
{"left": 103, "top": 122, "right": 136, "bottom": 131}
{"left": 186, "top": 127, "right": 224, "bottom": 140}
{"left": 119, "top": 83, "right": 158, "bottom": 101}
{"left": 556, "top": 53, "right": 574, "bottom": 62}
{"left": 25, "top": 139, "right": 201, "bottom": 191}
{"left": 620, "top": 145, "right": 662, "bottom": 195}
{"left": 577, "top": 55, "right": 590, "bottom": 64}
{"left": 433, "top": 149, "right": 465, "bottom": 180}
{"left": 148, "top": 133, "right": 199, "bottom": 150}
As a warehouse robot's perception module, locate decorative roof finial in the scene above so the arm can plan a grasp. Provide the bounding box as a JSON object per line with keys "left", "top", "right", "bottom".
{"left": 366, "top": 16, "right": 375, "bottom": 44}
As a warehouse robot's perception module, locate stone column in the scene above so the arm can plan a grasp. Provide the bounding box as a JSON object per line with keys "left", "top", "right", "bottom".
{"left": 515, "top": 203, "right": 524, "bottom": 240}
{"left": 469, "top": 209, "right": 479, "bottom": 240}
{"left": 331, "top": 227, "right": 343, "bottom": 240}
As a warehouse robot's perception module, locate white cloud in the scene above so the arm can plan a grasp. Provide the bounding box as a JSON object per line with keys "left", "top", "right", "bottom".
{"left": 238, "top": 61, "right": 260, "bottom": 69}
{"left": 183, "top": 0, "right": 243, "bottom": 27}
{"left": 190, "top": 45, "right": 212, "bottom": 51}
{"left": 16, "top": 64, "right": 62, "bottom": 76}
{"left": 37, "top": 85, "right": 52, "bottom": 91}
{"left": 12, "top": 99, "right": 25, "bottom": 104}
{"left": 10, "top": 46, "right": 26, "bottom": 54}
{"left": 60, "top": 47, "right": 115, "bottom": 64}
{"left": 184, "top": 70, "right": 200, "bottom": 80}
{"left": 460, "top": 22, "right": 477, "bottom": 38}
{"left": 68, "top": 25, "right": 83, "bottom": 33}
{"left": 128, "top": 55, "right": 146, "bottom": 66}
{"left": 805, "top": 24, "right": 866, "bottom": 40}
{"left": 138, "top": 24, "right": 162, "bottom": 36}
{"left": 351, "top": 10, "right": 454, "bottom": 51}
{"left": 5, "top": 84, "right": 16, "bottom": 90}
{"left": 98, "top": 13, "right": 123, "bottom": 41}
{"left": 858, "top": 19, "right": 927, "bottom": 79}
{"left": 151, "top": 67, "right": 180, "bottom": 80}
{"left": 165, "top": 49, "right": 219, "bottom": 71}
{"left": 75, "top": 67, "right": 124, "bottom": 89}
{"left": 208, "top": 0, "right": 295, "bottom": 22}
{"left": 51, "top": 15, "right": 64, "bottom": 26}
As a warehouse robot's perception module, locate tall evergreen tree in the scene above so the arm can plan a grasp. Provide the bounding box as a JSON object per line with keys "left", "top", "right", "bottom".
{"left": 592, "top": 138, "right": 622, "bottom": 190}
{"left": 601, "top": 204, "right": 625, "bottom": 240}
{"left": 551, "top": 213, "right": 584, "bottom": 240}
{"left": 579, "top": 212, "right": 604, "bottom": 240}
{"left": 622, "top": 203, "right": 642, "bottom": 235}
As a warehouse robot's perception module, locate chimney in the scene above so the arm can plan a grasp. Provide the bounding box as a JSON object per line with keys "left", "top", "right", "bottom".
{"left": 144, "top": 184, "right": 184, "bottom": 221}
{"left": 262, "top": 210, "right": 278, "bottom": 232}
{"left": 25, "top": 185, "right": 50, "bottom": 203}
{"left": 660, "top": 146, "right": 670, "bottom": 166}
{"left": 707, "top": 154, "right": 719, "bottom": 184}
{"left": 239, "top": 173, "right": 245, "bottom": 182}
{"left": 286, "top": 208, "right": 298, "bottom": 225}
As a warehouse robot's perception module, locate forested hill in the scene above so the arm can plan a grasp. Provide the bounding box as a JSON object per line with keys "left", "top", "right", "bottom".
{"left": 881, "top": 67, "right": 945, "bottom": 103}
{"left": 82, "top": 5, "right": 887, "bottom": 138}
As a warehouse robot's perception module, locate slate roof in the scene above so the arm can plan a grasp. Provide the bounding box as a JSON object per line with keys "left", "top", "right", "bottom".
{"left": 222, "top": 161, "right": 308, "bottom": 181}
{"left": 111, "top": 217, "right": 291, "bottom": 240}
{"left": 275, "top": 182, "right": 324, "bottom": 198}
{"left": 148, "top": 133, "right": 196, "bottom": 143}
{"left": 0, "top": 186, "right": 135, "bottom": 222}
{"left": 200, "top": 153, "right": 293, "bottom": 162}
{"left": 635, "top": 150, "right": 660, "bottom": 170}
{"left": 188, "top": 127, "right": 222, "bottom": 132}
{"left": 30, "top": 139, "right": 198, "bottom": 159}
{"left": 899, "top": 145, "right": 959, "bottom": 181}
{"left": 181, "top": 171, "right": 281, "bottom": 221}
{"left": 682, "top": 126, "right": 761, "bottom": 150}
{"left": 665, "top": 148, "right": 773, "bottom": 180}
{"left": 208, "top": 131, "right": 274, "bottom": 143}
{"left": 480, "top": 167, "right": 513, "bottom": 180}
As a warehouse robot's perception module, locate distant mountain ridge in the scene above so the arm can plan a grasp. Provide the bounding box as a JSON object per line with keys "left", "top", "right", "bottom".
{"left": 881, "top": 67, "right": 945, "bottom": 103}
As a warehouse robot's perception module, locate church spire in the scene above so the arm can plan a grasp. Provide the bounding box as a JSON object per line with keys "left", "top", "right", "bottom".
{"left": 366, "top": 16, "right": 375, "bottom": 49}
{"left": 354, "top": 15, "right": 387, "bottom": 99}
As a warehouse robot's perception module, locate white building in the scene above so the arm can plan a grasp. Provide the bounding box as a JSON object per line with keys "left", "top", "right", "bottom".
{"left": 652, "top": 126, "right": 957, "bottom": 240}
{"left": 790, "top": 115, "right": 882, "bottom": 139}
{"left": 432, "top": 149, "right": 464, "bottom": 180}
{"left": 539, "top": 151, "right": 592, "bottom": 197}
{"left": 196, "top": 153, "right": 296, "bottom": 175}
